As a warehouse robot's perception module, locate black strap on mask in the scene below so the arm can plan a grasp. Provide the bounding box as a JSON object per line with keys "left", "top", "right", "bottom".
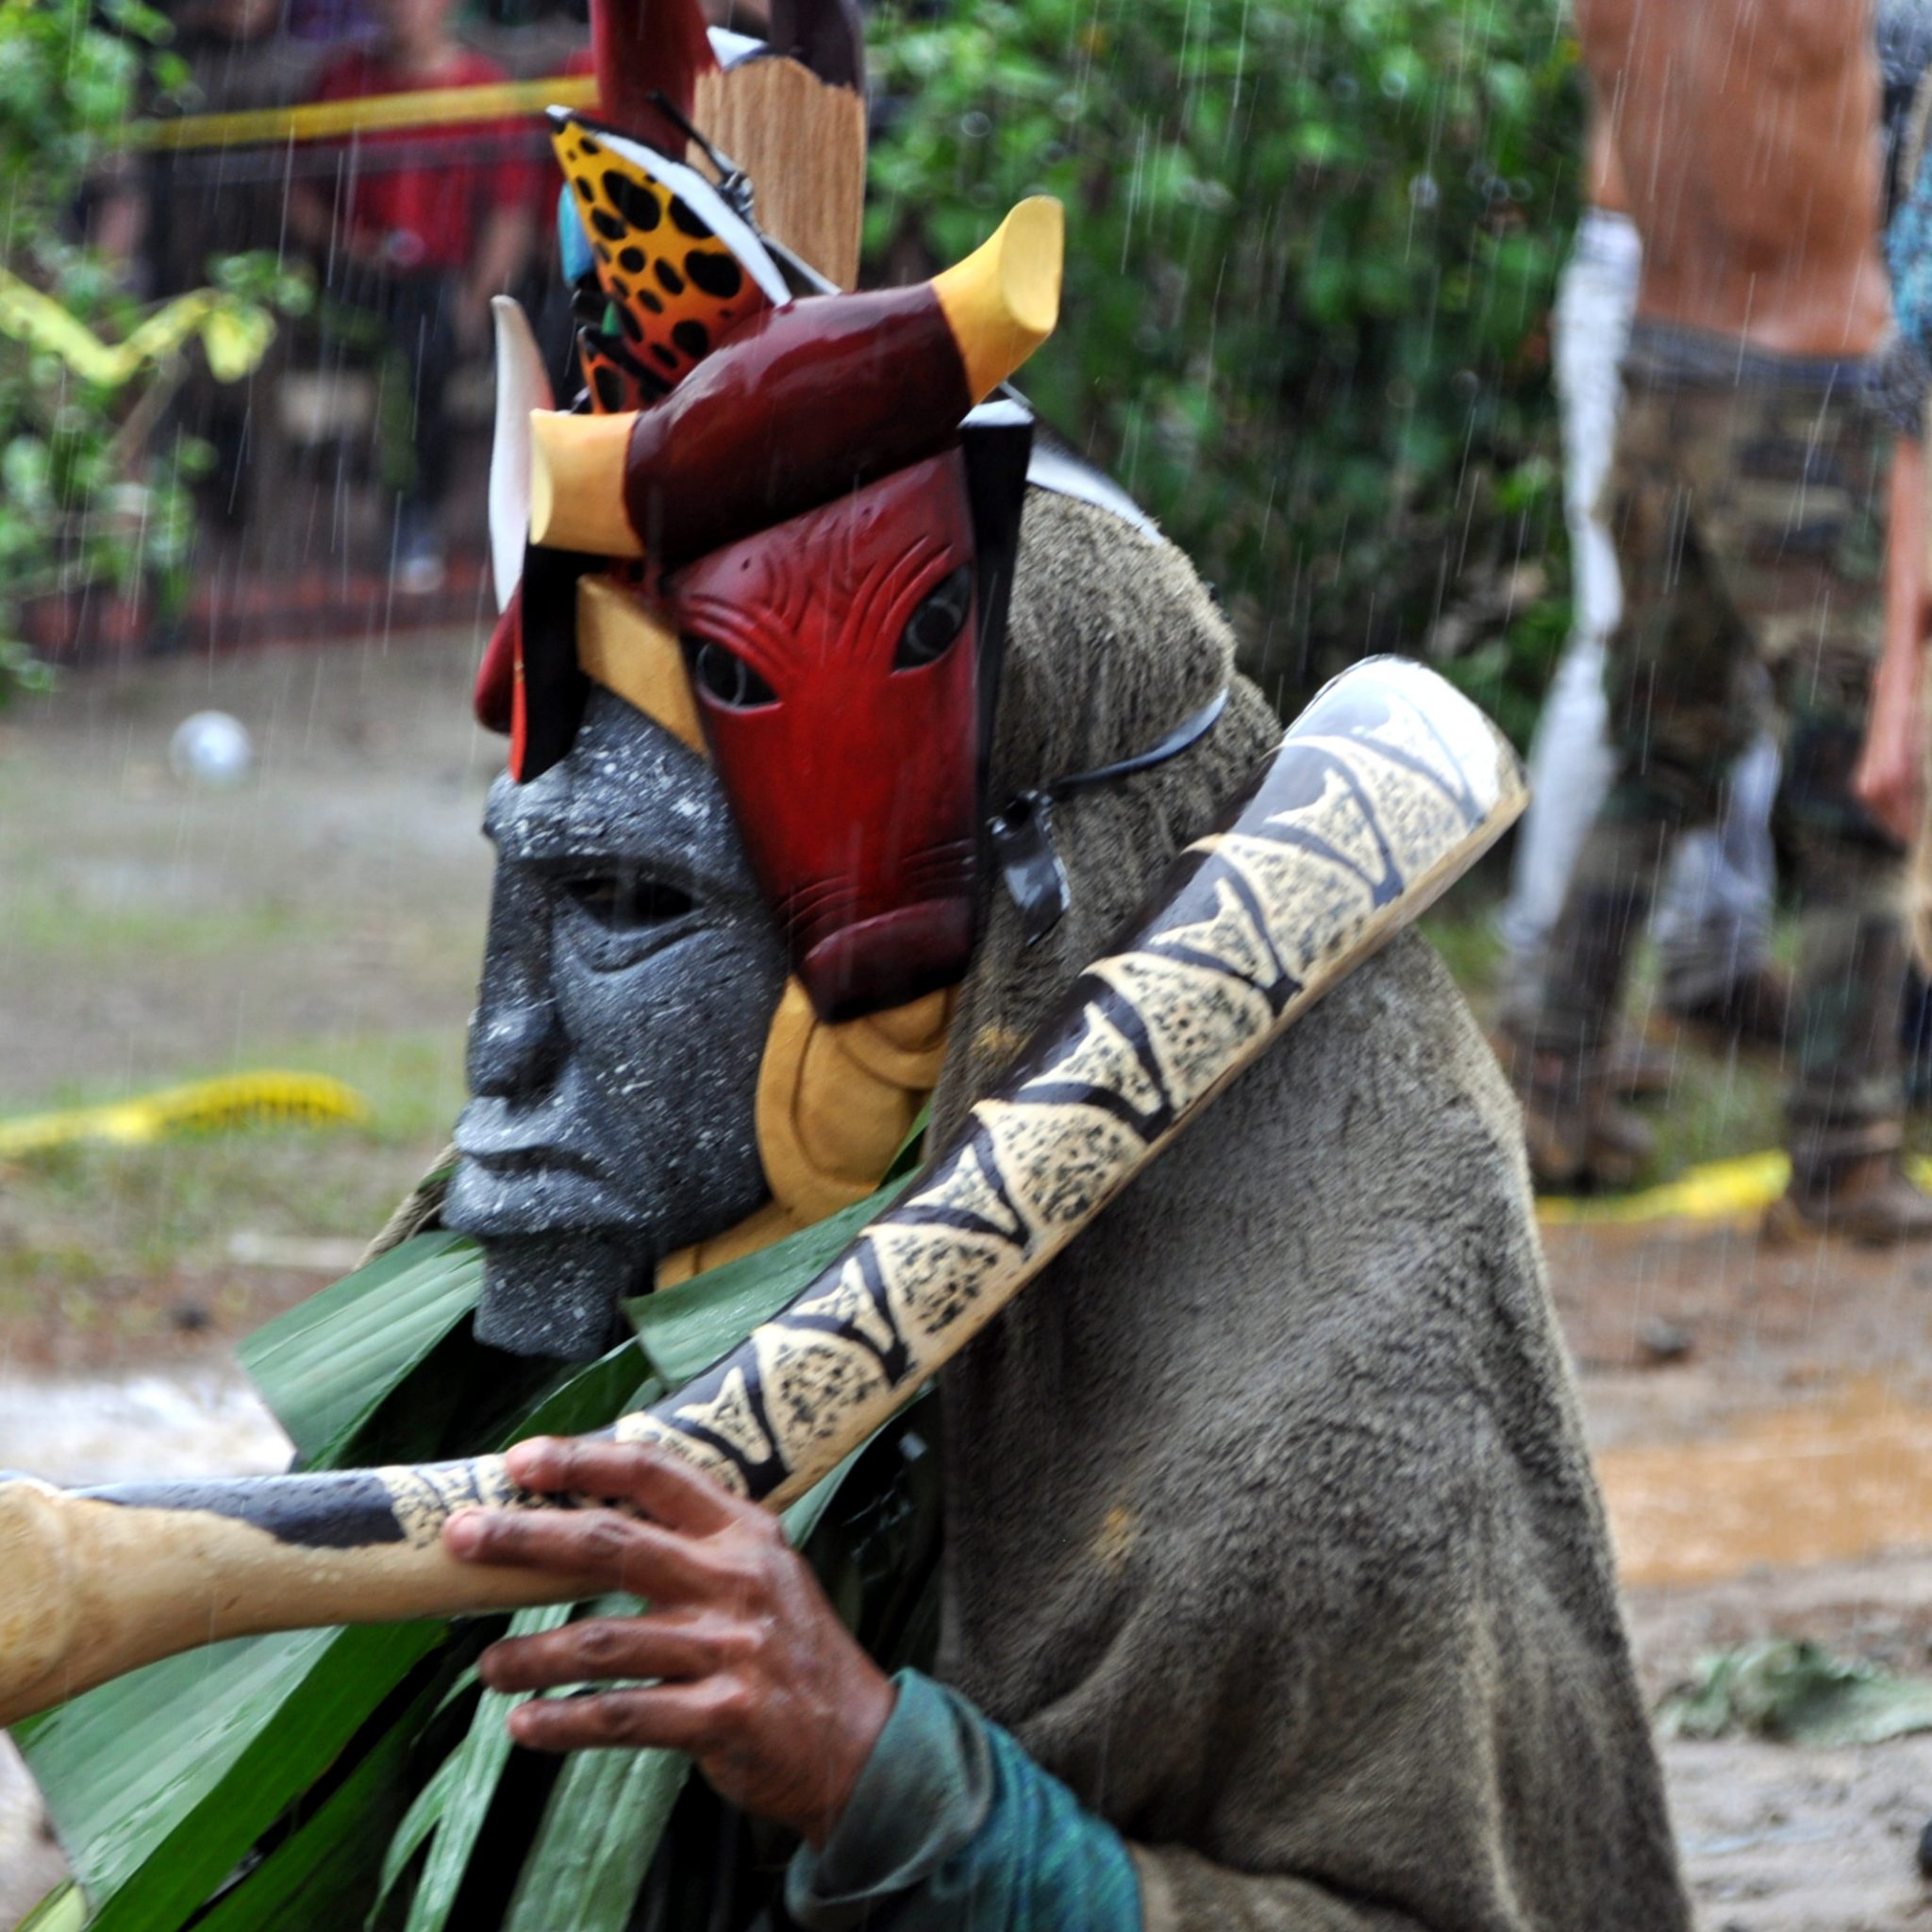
{"left": 988, "top": 688, "right": 1229, "bottom": 946}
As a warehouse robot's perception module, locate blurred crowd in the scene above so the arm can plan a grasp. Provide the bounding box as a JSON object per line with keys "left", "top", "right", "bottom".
{"left": 1499, "top": 0, "right": 1932, "bottom": 1239}
{"left": 89, "top": 0, "right": 762, "bottom": 592}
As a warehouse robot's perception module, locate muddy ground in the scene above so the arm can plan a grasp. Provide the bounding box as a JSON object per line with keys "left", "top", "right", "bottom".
{"left": 8, "top": 641, "right": 1932, "bottom": 1927}
{"left": 0, "top": 629, "right": 496, "bottom": 1107}
{"left": 1555, "top": 1221, "right": 1932, "bottom": 1929}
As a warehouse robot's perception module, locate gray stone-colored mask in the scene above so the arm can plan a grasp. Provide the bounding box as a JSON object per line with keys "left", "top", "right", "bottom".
{"left": 443, "top": 690, "right": 790, "bottom": 1358}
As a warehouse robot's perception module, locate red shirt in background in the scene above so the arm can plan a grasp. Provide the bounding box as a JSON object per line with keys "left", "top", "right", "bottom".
{"left": 311, "top": 48, "right": 547, "bottom": 273}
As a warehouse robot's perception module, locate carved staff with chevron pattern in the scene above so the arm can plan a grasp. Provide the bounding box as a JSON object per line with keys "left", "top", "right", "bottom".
{"left": 0, "top": 657, "right": 1523, "bottom": 1729}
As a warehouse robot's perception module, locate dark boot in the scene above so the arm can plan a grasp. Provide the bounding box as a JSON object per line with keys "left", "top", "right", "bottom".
{"left": 1501, "top": 859, "right": 1657, "bottom": 1189}
{"left": 1766, "top": 1140, "right": 1932, "bottom": 1246}
{"left": 1501, "top": 1034, "right": 1655, "bottom": 1191}
{"left": 1670, "top": 962, "right": 1794, "bottom": 1049}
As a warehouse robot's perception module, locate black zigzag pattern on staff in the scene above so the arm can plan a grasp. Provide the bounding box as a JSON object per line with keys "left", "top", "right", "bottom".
{"left": 1195, "top": 858, "right": 1305, "bottom": 1016}
{"left": 885, "top": 1129, "right": 1033, "bottom": 1250}
{"left": 1388, "top": 696, "right": 1488, "bottom": 825}
{"left": 1250, "top": 745, "right": 1407, "bottom": 910}
{"left": 667, "top": 1361, "right": 789, "bottom": 1498}
{"left": 1134, "top": 881, "right": 1302, "bottom": 1023}
{"left": 778, "top": 1236, "right": 915, "bottom": 1385}
{"left": 1010, "top": 982, "right": 1176, "bottom": 1141}
{"left": 1339, "top": 720, "right": 1486, "bottom": 833}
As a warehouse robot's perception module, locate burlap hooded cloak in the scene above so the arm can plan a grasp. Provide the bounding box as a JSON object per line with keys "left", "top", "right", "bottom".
{"left": 925, "top": 486, "right": 1691, "bottom": 1930}
{"left": 352, "top": 476, "right": 1689, "bottom": 1930}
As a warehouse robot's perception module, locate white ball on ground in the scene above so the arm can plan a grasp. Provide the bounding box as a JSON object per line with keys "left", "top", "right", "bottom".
{"left": 168, "top": 710, "right": 254, "bottom": 789}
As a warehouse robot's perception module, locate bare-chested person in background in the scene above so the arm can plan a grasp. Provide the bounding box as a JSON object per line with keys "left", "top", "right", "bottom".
{"left": 1507, "top": 0, "right": 1932, "bottom": 1240}
{"left": 1498, "top": 102, "right": 1784, "bottom": 1080}
{"left": 1606, "top": 0, "right": 1891, "bottom": 349}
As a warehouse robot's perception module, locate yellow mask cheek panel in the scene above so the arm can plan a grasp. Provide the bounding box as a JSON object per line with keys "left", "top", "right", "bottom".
{"left": 575, "top": 575, "right": 706, "bottom": 758}
{"left": 658, "top": 982, "right": 957, "bottom": 1287}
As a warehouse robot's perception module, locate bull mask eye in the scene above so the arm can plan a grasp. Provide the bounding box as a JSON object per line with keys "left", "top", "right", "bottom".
{"left": 684, "top": 637, "right": 776, "bottom": 708}
{"left": 894, "top": 565, "right": 973, "bottom": 671}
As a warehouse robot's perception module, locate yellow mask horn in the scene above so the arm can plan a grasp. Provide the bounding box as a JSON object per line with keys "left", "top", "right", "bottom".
{"left": 932, "top": 196, "right": 1065, "bottom": 403}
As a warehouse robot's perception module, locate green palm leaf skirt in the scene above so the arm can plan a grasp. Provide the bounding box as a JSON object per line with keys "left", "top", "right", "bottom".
{"left": 18, "top": 1170, "right": 941, "bottom": 1932}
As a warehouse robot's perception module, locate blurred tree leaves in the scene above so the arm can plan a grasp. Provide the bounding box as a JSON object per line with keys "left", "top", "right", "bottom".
{"left": 867, "top": 0, "right": 1582, "bottom": 746}
{"left": 0, "top": 0, "right": 306, "bottom": 705}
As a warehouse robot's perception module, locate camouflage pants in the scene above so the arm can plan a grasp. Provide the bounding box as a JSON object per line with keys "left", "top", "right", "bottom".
{"left": 1524, "top": 329, "right": 1906, "bottom": 1158}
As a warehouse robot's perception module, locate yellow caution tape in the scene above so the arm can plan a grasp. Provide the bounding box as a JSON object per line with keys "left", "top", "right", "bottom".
{"left": 132, "top": 73, "right": 599, "bottom": 153}
{"left": 0, "top": 270, "right": 275, "bottom": 387}
{"left": 10, "top": 1077, "right": 1924, "bottom": 1226}
{"left": 0, "top": 1073, "right": 371, "bottom": 1157}
{"left": 1538, "top": 1151, "right": 1932, "bottom": 1227}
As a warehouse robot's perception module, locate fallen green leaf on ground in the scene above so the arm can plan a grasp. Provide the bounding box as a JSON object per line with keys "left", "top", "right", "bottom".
{"left": 1658, "top": 1640, "right": 1932, "bottom": 1748}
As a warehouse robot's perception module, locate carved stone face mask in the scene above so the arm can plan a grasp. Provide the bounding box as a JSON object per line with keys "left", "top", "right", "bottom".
{"left": 442, "top": 690, "right": 789, "bottom": 1358}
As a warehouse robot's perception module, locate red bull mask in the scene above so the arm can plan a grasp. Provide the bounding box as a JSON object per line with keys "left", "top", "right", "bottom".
{"left": 479, "top": 40, "right": 1059, "bottom": 1025}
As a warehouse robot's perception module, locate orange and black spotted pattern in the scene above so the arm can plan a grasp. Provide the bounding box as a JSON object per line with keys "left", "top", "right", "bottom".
{"left": 551, "top": 115, "right": 776, "bottom": 390}
{"left": 575, "top": 325, "right": 664, "bottom": 416}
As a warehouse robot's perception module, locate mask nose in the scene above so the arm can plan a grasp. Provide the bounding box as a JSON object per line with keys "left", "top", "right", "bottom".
{"left": 466, "top": 853, "right": 565, "bottom": 1100}
{"left": 466, "top": 997, "right": 564, "bottom": 1098}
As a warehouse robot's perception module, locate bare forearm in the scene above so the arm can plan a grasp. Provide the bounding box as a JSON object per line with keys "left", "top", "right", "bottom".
{"left": 1886, "top": 436, "right": 1927, "bottom": 674}
{"left": 285, "top": 182, "right": 339, "bottom": 258}
{"left": 467, "top": 206, "right": 534, "bottom": 308}
{"left": 1856, "top": 436, "right": 1929, "bottom": 841}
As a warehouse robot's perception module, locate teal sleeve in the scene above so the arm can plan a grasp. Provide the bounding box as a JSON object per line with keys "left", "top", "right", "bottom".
{"left": 785, "top": 1670, "right": 1142, "bottom": 1931}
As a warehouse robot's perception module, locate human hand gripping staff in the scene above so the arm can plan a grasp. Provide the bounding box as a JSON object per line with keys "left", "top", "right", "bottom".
{"left": 0, "top": 658, "right": 1522, "bottom": 1734}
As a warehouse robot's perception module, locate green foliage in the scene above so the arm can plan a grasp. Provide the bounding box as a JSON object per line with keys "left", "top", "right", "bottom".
{"left": 24, "top": 1194, "right": 936, "bottom": 1931}
{"left": 867, "top": 0, "right": 1582, "bottom": 740}
{"left": 381, "top": 1600, "right": 578, "bottom": 1932}
{"left": 497, "top": 1722, "right": 690, "bottom": 1932}
{"left": 1658, "top": 1639, "right": 1932, "bottom": 1749}
{"left": 240, "top": 1227, "right": 481, "bottom": 1467}
{"left": 0, "top": 0, "right": 179, "bottom": 228}
{"left": 0, "top": 0, "right": 304, "bottom": 703}
{"left": 20, "top": 1622, "right": 453, "bottom": 1930}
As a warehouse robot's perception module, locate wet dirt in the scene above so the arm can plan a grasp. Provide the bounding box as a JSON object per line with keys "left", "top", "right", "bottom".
{"left": 1549, "top": 1218, "right": 1932, "bottom": 1927}
{"left": 1601, "top": 1377, "right": 1932, "bottom": 1591}
{"left": 1625, "top": 1554, "right": 1932, "bottom": 1929}
{"left": 0, "top": 629, "right": 497, "bottom": 1107}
